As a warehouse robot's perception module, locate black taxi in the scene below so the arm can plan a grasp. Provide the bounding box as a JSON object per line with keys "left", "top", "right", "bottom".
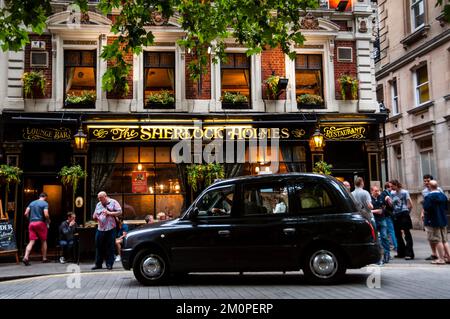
{"left": 121, "top": 173, "right": 380, "bottom": 285}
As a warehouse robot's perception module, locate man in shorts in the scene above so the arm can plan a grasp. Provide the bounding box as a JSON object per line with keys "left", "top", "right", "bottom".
{"left": 23, "top": 192, "right": 50, "bottom": 265}
{"left": 423, "top": 180, "right": 450, "bottom": 264}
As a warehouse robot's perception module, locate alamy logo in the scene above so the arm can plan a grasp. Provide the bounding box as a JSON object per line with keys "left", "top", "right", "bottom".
{"left": 66, "top": 264, "right": 81, "bottom": 289}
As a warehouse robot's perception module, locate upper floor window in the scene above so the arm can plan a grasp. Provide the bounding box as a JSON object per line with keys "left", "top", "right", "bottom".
{"left": 418, "top": 138, "right": 436, "bottom": 182}
{"left": 144, "top": 51, "right": 175, "bottom": 109}
{"left": 64, "top": 50, "right": 96, "bottom": 108}
{"left": 415, "top": 65, "right": 430, "bottom": 106}
{"left": 411, "top": 0, "right": 425, "bottom": 30}
{"left": 391, "top": 79, "right": 399, "bottom": 115}
{"left": 295, "top": 54, "right": 324, "bottom": 108}
{"left": 221, "top": 53, "right": 251, "bottom": 109}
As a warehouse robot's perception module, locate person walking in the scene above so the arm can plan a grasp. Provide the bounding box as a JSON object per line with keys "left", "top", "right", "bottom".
{"left": 23, "top": 192, "right": 50, "bottom": 265}
{"left": 421, "top": 174, "right": 443, "bottom": 261}
{"left": 422, "top": 180, "right": 450, "bottom": 265}
{"left": 92, "top": 191, "right": 122, "bottom": 270}
{"left": 390, "top": 180, "right": 414, "bottom": 260}
{"left": 58, "top": 212, "right": 77, "bottom": 264}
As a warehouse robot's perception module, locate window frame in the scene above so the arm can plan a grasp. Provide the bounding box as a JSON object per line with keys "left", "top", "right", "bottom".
{"left": 417, "top": 137, "right": 436, "bottom": 182}
{"left": 143, "top": 51, "right": 176, "bottom": 109}
{"left": 291, "top": 180, "right": 341, "bottom": 215}
{"left": 391, "top": 78, "right": 399, "bottom": 115}
{"left": 410, "top": 0, "right": 425, "bottom": 31}
{"left": 220, "top": 52, "right": 252, "bottom": 109}
{"left": 295, "top": 53, "right": 325, "bottom": 108}
{"left": 194, "top": 184, "right": 236, "bottom": 219}
{"left": 414, "top": 64, "right": 430, "bottom": 106}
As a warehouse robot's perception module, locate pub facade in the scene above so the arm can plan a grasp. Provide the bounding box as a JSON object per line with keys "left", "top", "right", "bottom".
{"left": 0, "top": 0, "right": 383, "bottom": 250}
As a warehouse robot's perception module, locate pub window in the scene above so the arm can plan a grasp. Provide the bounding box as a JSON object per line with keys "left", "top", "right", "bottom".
{"left": 144, "top": 51, "right": 175, "bottom": 109}
{"left": 411, "top": 0, "right": 425, "bottom": 31}
{"left": 64, "top": 50, "right": 96, "bottom": 108}
{"left": 418, "top": 138, "right": 436, "bottom": 181}
{"left": 295, "top": 54, "right": 324, "bottom": 108}
{"left": 90, "top": 146, "right": 184, "bottom": 221}
{"left": 414, "top": 65, "right": 430, "bottom": 106}
{"left": 391, "top": 79, "right": 399, "bottom": 115}
{"left": 221, "top": 53, "right": 251, "bottom": 109}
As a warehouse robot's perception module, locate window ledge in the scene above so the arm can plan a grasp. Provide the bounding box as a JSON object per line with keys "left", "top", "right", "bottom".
{"left": 400, "top": 25, "right": 431, "bottom": 48}
{"left": 388, "top": 113, "right": 402, "bottom": 122}
{"left": 406, "top": 100, "right": 434, "bottom": 115}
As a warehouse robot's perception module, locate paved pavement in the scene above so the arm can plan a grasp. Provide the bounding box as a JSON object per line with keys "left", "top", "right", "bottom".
{"left": 0, "top": 230, "right": 449, "bottom": 299}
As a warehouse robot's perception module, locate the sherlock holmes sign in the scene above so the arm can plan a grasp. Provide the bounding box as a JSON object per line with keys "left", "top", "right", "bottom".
{"left": 88, "top": 125, "right": 368, "bottom": 141}
{"left": 23, "top": 127, "right": 72, "bottom": 140}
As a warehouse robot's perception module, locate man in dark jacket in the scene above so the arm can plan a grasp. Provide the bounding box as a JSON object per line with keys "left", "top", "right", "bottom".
{"left": 59, "top": 212, "right": 77, "bottom": 263}
{"left": 423, "top": 180, "right": 450, "bottom": 264}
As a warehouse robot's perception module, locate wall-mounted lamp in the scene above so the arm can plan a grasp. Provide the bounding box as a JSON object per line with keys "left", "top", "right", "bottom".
{"left": 73, "top": 126, "right": 87, "bottom": 151}
{"left": 309, "top": 127, "right": 325, "bottom": 152}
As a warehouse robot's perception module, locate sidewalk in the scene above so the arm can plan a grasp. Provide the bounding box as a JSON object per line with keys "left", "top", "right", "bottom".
{"left": 0, "top": 230, "right": 439, "bottom": 281}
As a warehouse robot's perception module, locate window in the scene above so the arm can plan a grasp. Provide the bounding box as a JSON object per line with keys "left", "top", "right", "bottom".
{"left": 196, "top": 186, "right": 234, "bottom": 217}
{"left": 337, "top": 47, "right": 353, "bottom": 62}
{"left": 64, "top": 50, "right": 96, "bottom": 108}
{"left": 391, "top": 79, "right": 399, "bottom": 115}
{"left": 221, "top": 53, "right": 251, "bottom": 108}
{"left": 415, "top": 65, "right": 430, "bottom": 105}
{"left": 418, "top": 138, "right": 436, "bottom": 180}
{"left": 295, "top": 54, "right": 324, "bottom": 107}
{"left": 411, "top": 0, "right": 425, "bottom": 30}
{"left": 393, "top": 144, "right": 404, "bottom": 181}
{"left": 243, "top": 184, "right": 289, "bottom": 216}
{"left": 144, "top": 52, "right": 175, "bottom": 109}
{"left": 90, "top": 146, "right": 184, "bottom": 220}
{"left": 293, "top": 183, "right": 333, "bottom": 211}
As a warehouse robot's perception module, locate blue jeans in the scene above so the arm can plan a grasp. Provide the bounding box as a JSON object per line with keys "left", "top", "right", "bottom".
{"left": 59, "top": 239, "right": 75, "bottom": 260}
{"left": 385, "top": 216, "right": 397, "bottom": 250}
{"left": 95, "top": 229, "right": 116, "bottom": 268}
{"left": 375, "top": 217, "right": 390, "bottom": 256}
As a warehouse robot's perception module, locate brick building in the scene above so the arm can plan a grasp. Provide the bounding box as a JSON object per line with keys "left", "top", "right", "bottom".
{"left": 0, "top": 0, "right": 383, "bottom": 250}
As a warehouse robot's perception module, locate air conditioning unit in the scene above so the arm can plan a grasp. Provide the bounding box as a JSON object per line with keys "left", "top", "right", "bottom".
{"left": 337, "top": 47, "right": 353, "bottom": 62}
{"left": 30, "top": 51, "right": 49, "bottom": 68}
{"left": 31, "top": 41, "right": 46, "bottom": 50}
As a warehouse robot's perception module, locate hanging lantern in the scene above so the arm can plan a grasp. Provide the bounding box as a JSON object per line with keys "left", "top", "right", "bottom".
{"left": 309, "top": 127, "right": 325, "bottom": 152}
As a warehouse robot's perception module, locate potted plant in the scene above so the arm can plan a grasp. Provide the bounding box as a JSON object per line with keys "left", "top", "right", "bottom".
{"left": 221, "top": 92, "right": 249, "bottom": 109}
{"left": 65, "top": 91, "right": 96, "bottom": 108}
{"left": 312, "top": 161, "right": 333, "bottom": 175}
{"left": 145, "top": 90, "right": 175, "bottom": 109}
{"left": 264, "top": 74, "right": 288, "bottom": 100}
{"left": 58, "top": 164, "right": 87, "bottom": 196}
{"left": 0, "top": 164, "right": 23, "bottom": 192}
{"left": 338, "top": 74, "right": 359, "bottom": 100}
{"left": 22, "top": 71, "right": 46, "bottom": 98}
{"left": 296, "top": 94, "right": 324, "bottom": 108}
{"left": 187, "top": 163, "right": 224, "bottom": 192}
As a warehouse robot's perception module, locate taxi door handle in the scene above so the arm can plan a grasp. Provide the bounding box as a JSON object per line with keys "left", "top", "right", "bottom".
{"left": 218, "top": 230, "right": 231, "bottom": 237}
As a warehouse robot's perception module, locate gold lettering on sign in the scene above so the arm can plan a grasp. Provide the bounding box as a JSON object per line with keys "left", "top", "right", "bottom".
{"left": 111, "top": 128, "right": 139, "bottom": 140}
{"left": 23, "top": 127, "right": 71, "bottom": 140}
{"left": 92, "top": 129, "right": 109, "bottom": 139}
{"left": 291, "top": 129, "right": 306, "bottom": 138}
{"left": 323, "top": 126, "right": 366, "bottom": 140}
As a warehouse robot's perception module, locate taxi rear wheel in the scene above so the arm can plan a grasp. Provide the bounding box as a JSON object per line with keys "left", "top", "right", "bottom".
{"left": 302, "top": 246, "right": 346, "bottom": 284}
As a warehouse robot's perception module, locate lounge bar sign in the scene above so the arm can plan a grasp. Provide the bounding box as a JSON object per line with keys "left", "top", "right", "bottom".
{"left": 23, "top": 127, "right": 72, "bottom": 141}
{"left": 322, "top": 126, "right": 367, "bottom": 140}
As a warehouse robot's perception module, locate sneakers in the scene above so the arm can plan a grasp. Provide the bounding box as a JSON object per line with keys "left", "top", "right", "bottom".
{"left": 115, "top": 255, "right": 121, "bottom": 262}
{"left": 59, "top": 257, "right": 66, "bottom": 264}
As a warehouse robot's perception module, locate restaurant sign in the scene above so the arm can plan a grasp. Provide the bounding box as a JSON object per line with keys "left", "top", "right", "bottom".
{"left": 322, "top": 126, "right": 367, "bottom": 140}
{"left": 23, "top": 127, "right": 72, "bottom": 141}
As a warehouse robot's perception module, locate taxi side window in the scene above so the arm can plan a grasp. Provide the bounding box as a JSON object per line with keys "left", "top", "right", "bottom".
{"left": 195, "top": 186, "right": 234, "bottom": 217}
{"left": 293, "top": 183, "right": 333, "bottom": 211}
{"left": 243, "top": 184, "right": 289, "bottom": 216}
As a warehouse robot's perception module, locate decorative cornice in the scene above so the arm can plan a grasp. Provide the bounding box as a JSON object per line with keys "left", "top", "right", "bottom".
{"left": 400, "top": 25, "right": 430, "bottom": 48}
{"left": 406, "top": 101, "right": 434, "bottom": 115}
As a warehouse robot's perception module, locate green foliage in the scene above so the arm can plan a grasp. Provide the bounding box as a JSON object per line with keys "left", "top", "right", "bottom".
{"left": 221, "top": 92, "right": 248, "bottom": 104}
{"left": 312, "top": 161, "right": 332, "bottom": 175}
{"left": 65, "top": 91, "right": 96, "bottom": 105}
{"left": 296, "top": 94, "right": 324, "bottom": 105}
{"left": 0, "top": 164, "right": 23, "bottom": 192}
{"left": 22, "top": 71, "right": 46, "bottom": 98}
{"left": 264, "top": 75, "right": 280, "bottom": 100}
{"left": 0, "top": 0, "right": 320, "bottom": 90}
{"left": 338, "top": 74, "right": 358, "bottom": 100}
{"left": 187, "top": 163, "right": 225, "bottom": 192}
{"left": 58, "top": 164, "right": 87, "bottom": 195}
{"left": 146, "top": 90, "right": 175, "bottom": 105}
{"left": 436, "top": 0, "right": 450, "bottom": 22}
